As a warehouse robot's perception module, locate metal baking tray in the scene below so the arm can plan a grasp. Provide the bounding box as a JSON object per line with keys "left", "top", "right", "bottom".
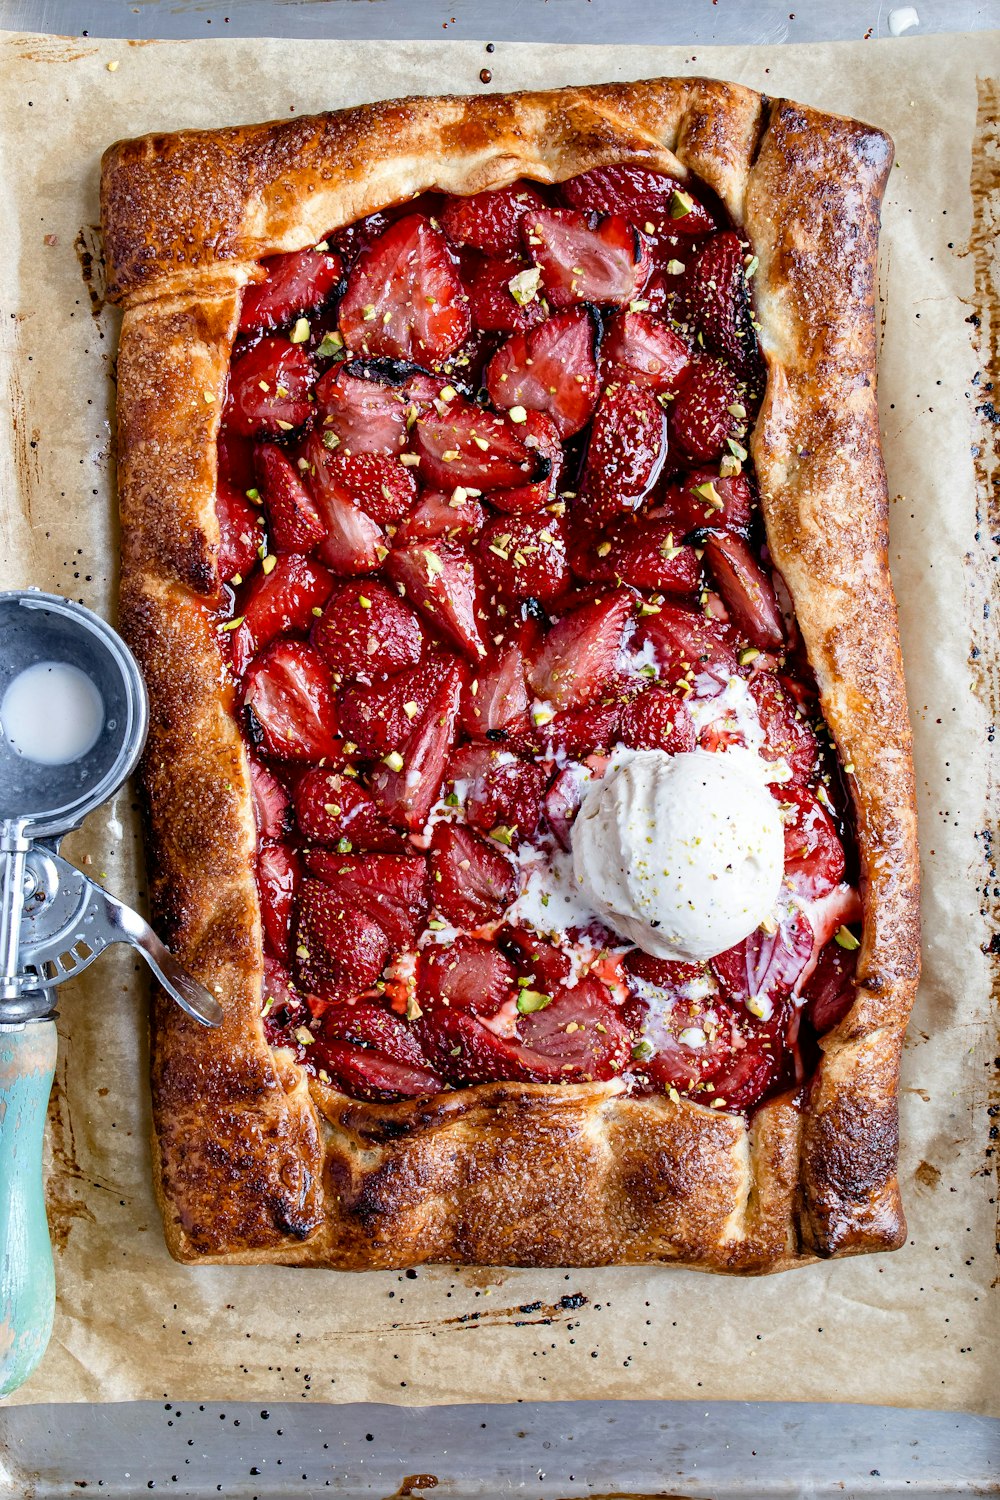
{"left": 0, "top": 2, "right": 997, "bottom": 1496}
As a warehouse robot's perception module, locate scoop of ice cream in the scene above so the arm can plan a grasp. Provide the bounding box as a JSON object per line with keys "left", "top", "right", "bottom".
{"left": 570, "top": 748, "right": 784, "bottom": 962}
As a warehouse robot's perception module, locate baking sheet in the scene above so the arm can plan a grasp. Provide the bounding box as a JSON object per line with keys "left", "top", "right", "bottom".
{"left": 1, "top": 29, "right": 997, "bottom": 1414}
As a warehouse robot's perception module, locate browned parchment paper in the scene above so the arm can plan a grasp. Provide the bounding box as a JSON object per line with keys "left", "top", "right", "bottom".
{"left": 1, "top": 29, "right": 998, "bottom": 1413}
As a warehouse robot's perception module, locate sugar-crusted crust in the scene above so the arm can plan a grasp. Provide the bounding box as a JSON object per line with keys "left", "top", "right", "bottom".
{"left": 102, "top": 76, "right": 919, "bottom": 1272}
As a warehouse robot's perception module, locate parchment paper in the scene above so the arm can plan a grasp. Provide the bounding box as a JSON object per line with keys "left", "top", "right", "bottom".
{"left": 1, "top": 29, "right": 998, "bottom": 1414}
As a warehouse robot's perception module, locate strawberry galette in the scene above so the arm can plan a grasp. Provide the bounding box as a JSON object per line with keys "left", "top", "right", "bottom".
{"left": 103, "top": 77, "right": 919, "bottom": 1272}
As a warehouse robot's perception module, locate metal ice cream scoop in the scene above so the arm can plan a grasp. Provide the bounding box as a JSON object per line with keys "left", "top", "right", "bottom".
{"left": 0, "top": 591, "right": 222, "bottom": 1398}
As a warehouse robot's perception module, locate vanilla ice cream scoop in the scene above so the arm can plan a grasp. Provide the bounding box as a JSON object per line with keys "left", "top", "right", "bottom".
{"left": 570, "top": 748, "right": 784, "bottom": 962}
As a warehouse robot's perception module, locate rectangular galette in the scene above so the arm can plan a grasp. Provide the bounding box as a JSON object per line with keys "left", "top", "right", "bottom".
{"left": 101, "top": 76, "right": 920, "bottom": 1272}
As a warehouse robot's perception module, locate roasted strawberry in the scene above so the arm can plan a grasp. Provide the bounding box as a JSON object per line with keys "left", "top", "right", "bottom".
{"left": 441, "top": 181, "right": 548, "bottom": 255}
{"left": 580, "top": 382, "right": 667, "bottom": 521}
{"left": 313, "top": 366, "right": 408, "bottom": 456}
{"left": 261, "top": 956, "right": 308, "bottom": 1035}
{"left": 561, "top": 165, "right": 716, "bottom": 238}
{"left": 414, "top": 1008, "right": 529, "bottom": 1083}
{"left": 748, "top": 673, "right": 820, "bottom": 786}
{"left": 657, "top": 469, "right": 753, "bottom": 534}
{"left": 543, "top": 763, "right": 590, "bottom": 850}
{"left": 243, "top": 640, "right": 341, "bottom": 761}
{"left": 776, "top": 785, "right": 845, "bottom": 899}
{"left": 475, "top": 511, "right": 569, "bottom": 602}
{"left": 501, "top": 927, "right": 573, "bottom": 990}
{"left": 619, "top": 686, "right": 696, "bottom": 752}
{"left": 231, "top": 554, "right": 336, "bottom": 678}
{"left": 466, "top": 758, "right": 548, "bottom": 846}
{"left": 223, "top": 338, "right": 316, "bottom": 440}
{"left": 249, "top": 756, "right": 293, "bottom": 839}
{"left": 486, "top": 308, "right": 600, "bottom": 439}
{"left": 701, "top": 533, "right": 784, "bottom": 650}
{"left": 489, "top": 411, "right": 564, "bottom": 514}
{"left": 669, "top": 357, "right": 741, "bottom": 462}
{"left": 524, "top": 208, "right": 651, "bottom": 308}
{"left": 311, "top": 1040, "right": 441, "bottom": 1100}
{"left": 294, "top": 767, "right": 406, "bottom": 852}
{"left": 215, "top": 480, "right": 262, "bottom": 582}
{"left": 418, "top": 937, "right": 518, "bottom": 1018}
{"left": 461, "top": 252, "right": 548, "bottom": 334}
{"left": 600, "top": 310, "right": 691, "bottom": 393}
{"left": 603, "top": 519, "right": 701, "bottom": 594}
{"left": 527, "top": 699, "right": 620, "bottom": 760}
{"left": 311, "top": 580, "right": 424, "bottom": 679}
{"left": 711, "top": 906, "right": 815, "bottom": 1008}
{"left": 369, "top": 662, "right": 465, "bottom": 831}
{"left": 515, "top": 977, "right": 632, "bottom": 1080}
{"left": 299, "top": 433, "right": 385, "bottom": 574}
{"left": 294, "top": 879, "right": 391, "bottom": 996}
{"left": 459, "top": 631, "right": 533, "bottom": 740}
{"left": 339, "top": 213, "right": 470, "bottom": 363}
{"left": 632, "top": 603, "right": 738, "bottom": 695}
{"left": 684, "top": 231, "right": 759, "bottom": 378}
{"left": 254, "top": 444, "right": 327, "bottom": 554}
{"left": 257, "top": 841, "right": 300, "bottom": 959}
{"left": 395, "top": 489, "right": 486, "bottom": 543}
{"left": 801, "top": 940, "right": 857, "bottom": 1035}
{"left": 314, "top": 451, "right": 417, "bottom": 524}
{"left": 337, "top": 660, "right": 443, "bottom": 754}
{"left": 217, "top": 430, "right": 256, "bottom": 492}
{"left": 623, "top": 949, "right": 707, "bottom": 992}
{"left": 239, "top": 248, "right": 344, "bottom": 333}
{"left": 412, "top": 397, "right": 541, "bottom": 493}
{"left": 385, "top": 539, "right": 487, "bottom": 660}
{"left": 303, "top": 849, "right": 429, "bottom": 949}
{"left": 318, "top": 1001, "right": 433, "bottom": 1068}
{"left": 527, "top": 590, "right": 632, "bottom": 711}
{"left": 428, "top": 821, "right": 518, "bottom": 928}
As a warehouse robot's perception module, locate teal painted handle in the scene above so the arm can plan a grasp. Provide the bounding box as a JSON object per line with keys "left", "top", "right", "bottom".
{"left": 0, "top": 1021, "right": 56, "bottom": 1398}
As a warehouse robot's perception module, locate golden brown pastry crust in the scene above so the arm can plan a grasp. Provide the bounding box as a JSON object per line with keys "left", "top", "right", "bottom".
{"left": 101, "top": 76, "right": 919, "bottom": 1272}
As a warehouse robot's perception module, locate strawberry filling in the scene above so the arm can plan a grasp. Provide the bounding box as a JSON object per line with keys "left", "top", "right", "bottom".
{"left": 212, "top": 174, "right": 860, "bottom": 1110}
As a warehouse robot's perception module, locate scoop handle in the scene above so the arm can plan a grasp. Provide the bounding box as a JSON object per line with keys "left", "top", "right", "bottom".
{"left": 0, "top": 1020, "right": 57, "bottom": 1397}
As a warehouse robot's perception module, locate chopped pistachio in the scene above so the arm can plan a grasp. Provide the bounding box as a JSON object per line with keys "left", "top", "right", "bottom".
{"left": 516, "top": 989, "right": 552, "bottom": 1015}
{"left": 508, "top": 405, "right": 528, "bottom": 424}
{"left": 690, "top": 479, "right": 724, "bottom": 511}
{"left": 666, "top": 258, "right": 686, "bottom": 276}
{"left": 737, "top": 646, "right": 760, "bottom": 666}
{"left": 261, "top": 554, "right": 277, "bottom": 575}
{"left": 315, "top": 331, "right": 344, "bottom": 359}
{"left": 383, "top": 750, "right": 405, "bottom": 772}
{"left": 669, "top": 188, "right": 694, "bottom": 219}
{"left": 289, "top": 317, "right": 311, "bottom": 344}
{"left": 509, "top": 266, "right": 543, "bottom": 305}
{"left": 835, "top": 926, "right": 861, "bottom": 951}
{"left": 489, "top": 825, "right": 515, "bottom": 847}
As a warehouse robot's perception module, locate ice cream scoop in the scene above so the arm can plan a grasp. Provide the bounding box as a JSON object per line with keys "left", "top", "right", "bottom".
{"left": 570, "top": 748, "right": 784, "bottom": 962}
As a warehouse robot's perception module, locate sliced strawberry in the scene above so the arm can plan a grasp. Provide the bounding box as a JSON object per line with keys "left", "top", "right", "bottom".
{"left": 476, "top": 512, "right": 569, "bottom": 602}
{"left": 415, "top": 1008, "right": 530, "bottom": 1083}
{"left": 532, "top": 699, "right": 621, "bottom": 759}
{"left": 580, "top": 382, "right": 667, "bottom": 522}
{"left": 524, "top": 208, "right": 650, "bottom": 308}
{"left": 658, "top": 468, "right": 753, "bottom": 534}
{"left": 293, "top": 767, "right": 406, "bottom": 852}
{"left": 418, "top": 936, "right": 518, "bottom": 1018}
{"left": 249, "top": 756, "right": 293, "bottom": 839}
{"left": 428, "top": 821, "right": 518, "bottom": 928}
{"left": 369, "top": 662, "right": 464, "bottom": 831}
{"left": 748, "top": 673, "right": 820, "bottom": 786}
{"left": 489, "top": 411, "right": 564, "bottom": 514}
{"left": 702, "top": 533, "right": 783, "bottom": 650}
{"left": 501, "top": 927, "right": 574, "bottom": 991}
{"left": 223, "top": 338, "right": 316, "bottom": 440}
{"left": 684, "top": 231, "right": 759, "bottom": 378}
{"left": 318, "top": 1001, "right": 432, "bottom": 1069}
{"left": 313, "top": 366, "right": 408, "bottom": 456}
{"left": 561, "top": 166, "right": 716, "bottom": 238}
{"left": 466, "top": 758, "right": 548, "bottom": 847}
{"left": 337, "top": 660, "right": 443, "bottom": 755}
{"left": 257, "top": 841, "right": 300, "bottom": 959}
{"left": 669, "top": 357, "right": 741, "bottom": 462}
{"left": 486, "top": 308, "right": 600, "bottom": 439}
{"left": 303, "top": 850, "right": 429, "bottom": 950}
{"left": 239, "top": 249, "right": 343, "bottom": 333}
{"left": 396, "top": 489, "right": 486, "bottom": 543}
{"left": 776, "top": 785, "right": 845, "bottom": 900}
{"left": 385, "top": 539, "right": 487, "bottom": 660}
{"left": 602, "top": 520, "right": 701, "bottom": 594}
{"left": 412, "top": 397, "right": 541, "bottom": 492}
{"left": 217, "top": 431, "right": 256, "bottom": 492}
{"left": 299, "top": 432, "right": 385, "bottom": 574}
{"left": 801, "top": 940, "right": 857, "bottom": 1035}
{"left": 515, "top": 976, "right": 632, "bottom": 1081}
{"left": 294, "top": 879, "right": 391, "bottom": 997}
{"left": 254, "top": 443, "right": 327, "bottom": 553}
{"left": 339, "top": 213, "right": 470, "bottom": 363}
{"left": 231, "top": 554, "right": 336, "bottom": 678}
{"left": 311, "top": 1040, "right": 441, "bottom": 1101}
{"left": 543, "top": 763, "right": 589, "bottom": 850}
{"left": 459, "top": 634, "right": 532, "bottom": 740}
{"left": 311, "top": 580, "right": 424, "bottom": 679}
{"left": 623, "top": 950, "right": 707, "bottom": 991}
{"left": 215, "top": 480, "right": 263, "bottom": 582}
{"left": 261, "top": 956, "right": 309, "bottom": 1036}
{"left": 461, "top": 252, "right": 547, "bottom": 334}
{"left": 711, "top": 906, "right": 815, "bottom": 1006}
{"left": 526, "top": 590, "right": 632, "bottom": 711}
{"left": 632, "top": 604, "right": 738, "bottom": 695}
{"left": 619, "top": 686, "right": 696, "bottom": 752}
{"left": 243, "top": 641, "right": 341, "bottom": 761}
{"left": 600, "top": 310, "right": 692, "bottom": 393}
{"left": 441, "top": 181, "right": 548, "bottom": 255}
{"left": 314, "top": 451, "right": 418, "bottom": 524}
